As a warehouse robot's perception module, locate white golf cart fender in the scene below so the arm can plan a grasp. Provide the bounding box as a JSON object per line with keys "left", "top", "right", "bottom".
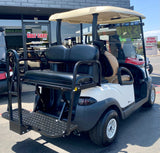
{"left": 74, "top": 97, "right": 122, "bottom": 131}
{"left": 74, "top": 83, "right": 135, "bottom": 131}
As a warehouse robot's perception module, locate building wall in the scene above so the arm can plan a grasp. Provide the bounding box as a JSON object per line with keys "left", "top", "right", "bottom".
{"left": 0, "top": 0, "right": 130, "bottom": 9}
{"left": 1, "top": 0, "right": 131, "bottom": 49}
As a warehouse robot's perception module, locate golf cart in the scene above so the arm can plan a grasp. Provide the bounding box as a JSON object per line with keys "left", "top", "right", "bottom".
{"left": 0, "top": 27, "right": 14, "bottom": 94}
{"left": 18, "top": 41, "right": 50, "bottom": 73}
{"left": 2, "top": 6, "right": 156, "bottom": 146}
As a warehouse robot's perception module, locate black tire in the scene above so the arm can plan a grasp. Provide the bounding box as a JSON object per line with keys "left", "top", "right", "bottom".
{"left": 143, "top": 85, "right": 156, "bottom": 107}
{"left": 148, "top": 64, "right": 153, "bottom": 74}
{"left": 89, "top": 110, "right": 119, "bottom": 146}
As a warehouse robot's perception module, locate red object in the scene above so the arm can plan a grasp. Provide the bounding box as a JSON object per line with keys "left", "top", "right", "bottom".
{"left": 125, "top": 57, "right": 145, "bottom": 65}
{"left": 0, "top": 72, "right": 6, "bottom": 80}
{"left": 27, "top": 33, "right": 48, "bottom": 39}
{"left": 0, "top": 67, "right": 13, "bottom": 80}
{"left": 37, "top": 33, "right": 48, "bottom": 38}
{"left": 27, "top": 33, "right": 37, "bottom": 38}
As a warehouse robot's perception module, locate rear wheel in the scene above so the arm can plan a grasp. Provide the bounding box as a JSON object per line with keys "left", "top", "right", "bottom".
{"left": 89, "top": 110, "right": 119, "bottom": 146}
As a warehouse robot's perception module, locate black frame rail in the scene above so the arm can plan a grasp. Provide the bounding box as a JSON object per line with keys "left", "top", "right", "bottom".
{"left": 6, "top": 49, "right": 28, "bottom": 134}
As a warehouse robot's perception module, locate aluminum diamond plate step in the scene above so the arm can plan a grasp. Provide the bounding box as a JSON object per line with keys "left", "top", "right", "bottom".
{"left": 2, "top": 109, "right": 77, "bottom": 138}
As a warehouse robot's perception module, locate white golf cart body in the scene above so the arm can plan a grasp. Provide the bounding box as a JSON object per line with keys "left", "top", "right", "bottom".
{"left": 2, "top": 6, "right": 155, "bottom": 146}
{"left": 81, "top": 83, "right": 135, "bottom": 108}
{"left": 49, "top": 6, "right": 151, "bottom": 129}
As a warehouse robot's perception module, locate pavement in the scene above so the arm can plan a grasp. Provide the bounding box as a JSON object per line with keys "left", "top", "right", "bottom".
{"left": 0, "top": 55, "right": 160, "bottom": 153}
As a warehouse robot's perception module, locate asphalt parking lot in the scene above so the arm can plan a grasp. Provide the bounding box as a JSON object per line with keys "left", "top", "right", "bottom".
{"left": 0, "top": 55, "right": 160, "bottom": 153}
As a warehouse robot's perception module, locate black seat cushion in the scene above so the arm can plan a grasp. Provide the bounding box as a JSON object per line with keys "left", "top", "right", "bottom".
{"left": 24, "top": 70, "right": 93, "bottom": 86}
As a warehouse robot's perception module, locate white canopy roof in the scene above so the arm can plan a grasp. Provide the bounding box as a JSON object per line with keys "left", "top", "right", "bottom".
{"left": 49, "top": 6, "right": 145, "bottom": 24}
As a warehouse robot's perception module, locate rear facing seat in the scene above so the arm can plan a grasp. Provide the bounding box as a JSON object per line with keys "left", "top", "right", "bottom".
{"left": 23, "top": 44, "right": 100, "bottom": 89}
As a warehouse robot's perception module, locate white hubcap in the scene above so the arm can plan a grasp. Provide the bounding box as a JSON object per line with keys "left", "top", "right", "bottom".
{"left": 106, "top": 118, "right": 117, "bottom": 139}
{"left": 151, "top": 89, "right": 155, "bottom": 104}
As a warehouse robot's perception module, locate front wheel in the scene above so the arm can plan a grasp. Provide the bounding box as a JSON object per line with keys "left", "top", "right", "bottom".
{"left": 148, "top": 64, "right": 153, "bottom": 74}
{"left": 143, "top": 85, "right": 156, "bottom": 107}
{"left": 89, "top": 110, "right": 119, "bottom": 146}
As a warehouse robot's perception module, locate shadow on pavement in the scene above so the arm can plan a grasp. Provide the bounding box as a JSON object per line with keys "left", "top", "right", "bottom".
{"left": 0, "top": 90, "right": 34, "bottom": 105}
{"left": 6, "top": 71, "right": 160, "bottom": 153}
{"left": 0, "top": 94, "right": 8, "bottom": 104}
{"left": 0, "top": 83, "right": 35, "bottom": 105}
{"left": 11, "top": 104, "right": 160, "bottom": 153}
{"left": 12, "top": 138, "right": 58, "bottom": 153}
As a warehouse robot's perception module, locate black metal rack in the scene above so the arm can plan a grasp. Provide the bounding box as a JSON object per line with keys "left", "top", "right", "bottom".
{"left": 3, "top": 49, "right": 101, "bottom": 137}
{"left": 2, "top": 109, "right": 78, "bottom": 137}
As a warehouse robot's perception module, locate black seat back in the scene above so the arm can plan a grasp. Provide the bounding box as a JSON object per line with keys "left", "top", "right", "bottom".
{"left": 45, "top": 44, "right": 99, "bottom": 74}
{"left": 46, "top": 45, "right": 69, "bottom": 61}
{"left": 69, "top": 44, "right": 99, "bottom": 61}
{"left": 46, "top": 44, "right": 99, "bottom": 62}
{"left": 70, "top": 45, "right": 99, "bottom": 76}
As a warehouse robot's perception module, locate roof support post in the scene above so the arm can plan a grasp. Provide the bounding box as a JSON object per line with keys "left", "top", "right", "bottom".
{"left": 56, "top": 19, "right": 62, "bottom": 45}
{"left": 22, "top": 17, "right": 28, "bottom": 71}
{"left": 80, "top": 23, "right": 83, "bottom": 44}
{"left": 139, "top": 17, "right": 147, "bottom": 77}
{"left": 92, "top": 13, "right": 99, "bottom": 42}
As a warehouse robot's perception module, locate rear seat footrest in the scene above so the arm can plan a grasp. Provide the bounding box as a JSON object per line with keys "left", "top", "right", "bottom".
{"left": 2, "top": 109, "right": 77, "bottom": 138}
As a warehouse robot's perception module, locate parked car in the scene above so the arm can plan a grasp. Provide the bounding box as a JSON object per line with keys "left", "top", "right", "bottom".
{"left": 3, "top": 6, "right": 156, "bottom": 146}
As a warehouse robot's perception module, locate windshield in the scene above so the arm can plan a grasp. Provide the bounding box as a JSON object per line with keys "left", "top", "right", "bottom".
{"left": 98, "top": 21, "right": 144, "bottom": 59}
{"left": 58, "top": 21, "right": 144, "bottom": 60}
{"left": 61, "top": 22, "right": 82, "bottom": 48}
